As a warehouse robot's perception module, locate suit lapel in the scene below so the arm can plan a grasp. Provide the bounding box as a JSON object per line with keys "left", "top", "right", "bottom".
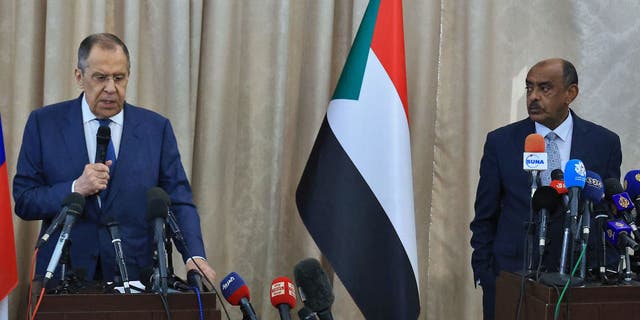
{"left": 61, "top": 96, "right": 90, "bottom": 172}
{"left": 102, "top": 104, "right": 142, "bottom": 212}
{"left": 569, "top": 111, "right": 588, "bottom": 160}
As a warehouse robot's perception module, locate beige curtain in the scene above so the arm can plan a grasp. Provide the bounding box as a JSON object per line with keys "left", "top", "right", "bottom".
{"left": 2, "top": 1, "right": 639, "bottom": 319}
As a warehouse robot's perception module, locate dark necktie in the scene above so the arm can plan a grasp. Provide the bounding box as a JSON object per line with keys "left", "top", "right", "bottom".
{"left": 541, "top": 131, "right": 561, "bottom": 186}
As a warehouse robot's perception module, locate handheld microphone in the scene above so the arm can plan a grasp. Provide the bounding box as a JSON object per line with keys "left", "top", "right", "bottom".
{"left": 36, "top": 192, "right": 85, "bottom": 249}
{"left": 605, "top": 220, "right": 640, "bottom": 251}
{"left": 293, "top": 258, "right": 334, "bottom": 320}
{"left": 270, "top": 276, "right": 296, "bottom": 320}
{"left": 106, "top": 218, "right": 131, "bottom": 293}
{"left": 604, "top": 178, "right": 640, "bottom": 240}
{"left": 146, "top": 187, "right": 169, "bottom": 295}
{"left": 96, "top": 125, "right": 111, "bottom": 164}
{"left": 220, "top": 272, "right": 258, "bottom": 320}
{"left": 532, "top": 186, "right": 561, "bottom": 256}
{"left": 43, "top": 195, "right": 86, "bottom": 286}
{"left": 523, "top": 134, "right": 547, "bottom": 193}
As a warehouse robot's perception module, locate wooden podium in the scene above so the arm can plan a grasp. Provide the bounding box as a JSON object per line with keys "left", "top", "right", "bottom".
{"left": 496, "top": 271, "right": 640, "bottom": 320}
{"left": 35, "top": 292, "right": 221, "bottom": 320}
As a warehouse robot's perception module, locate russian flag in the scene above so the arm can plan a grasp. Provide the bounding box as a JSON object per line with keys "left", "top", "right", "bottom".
{"left": 296, "top": 0, "right": 420, "bottom": 318}
{"left": 0, "top": 116, "right": 17, "bottom": 318}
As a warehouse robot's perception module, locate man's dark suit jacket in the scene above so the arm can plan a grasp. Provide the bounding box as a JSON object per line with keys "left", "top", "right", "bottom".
{"left": 470, "top": 110, "right": 622, "bottom": 319}
{"left": 13, "top": 94, "right": 206, "bottom": 282}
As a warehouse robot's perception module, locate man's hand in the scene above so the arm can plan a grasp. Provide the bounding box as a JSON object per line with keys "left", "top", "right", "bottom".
{"left": 186, "top": 257, "right": 216, "bottom": 289}
{"left": 74, "top": 161, "right": 112, "bottom": 196}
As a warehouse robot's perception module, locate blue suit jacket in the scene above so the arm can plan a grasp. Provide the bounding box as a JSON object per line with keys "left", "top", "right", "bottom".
{"left": 13, "top": 94, "right": 206, "bottom": 281}
{"left": 470, "top": 111, "right": 621, "bottom": 286}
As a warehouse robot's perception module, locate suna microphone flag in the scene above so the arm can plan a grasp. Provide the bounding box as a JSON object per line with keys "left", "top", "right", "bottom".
{"left": 295, "top": 0, "right": 419, "bottom": 318}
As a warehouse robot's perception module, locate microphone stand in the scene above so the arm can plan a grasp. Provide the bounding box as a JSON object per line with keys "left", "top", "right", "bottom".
{"left": 526, "top": 171, "right": 540, "bottom": 274}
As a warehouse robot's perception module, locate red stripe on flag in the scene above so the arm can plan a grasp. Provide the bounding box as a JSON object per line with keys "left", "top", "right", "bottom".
{"left": 0, "top": 157, "right": 18, "bottom": 301}
{"left": 370, "top": 0, "right": 409, "bottom": 121}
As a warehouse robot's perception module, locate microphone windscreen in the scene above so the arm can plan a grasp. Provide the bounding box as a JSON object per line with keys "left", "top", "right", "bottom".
{"left": 564, "top": 159, "right": 586, "bottom": 189}
{"left": 270, "top": 276, "right": 296, "bottom": 308}
{"left": 293, "top": 258, "right": 334, "bottom": 312}
{"left": 551, "top": 168, "right": 564, "bottom": 181}
{"left": 532, "top": 186, "right": 560, "bottom": 212}
{"left": 220, "top": 272, "right": 250, "bottom": 305}
{"left": 524, "top": 134, "right": 545, "bottom": 152}
{"left": 624, "top": 170, "right": 640, "bottom": 199}
{"left": 583, "top": 171, "right": 604, "bottom": 203}
{"left": 187, "top": 269, "right": 204, "bottom": 291}
{"left": 147, "top": 187, "right": 171, "bottom": 205}
{"left": 550, "top": 180, "right": 568, "bottom": 195}
{"left": 64, "top": 192, "right": 86, "bottom": 216}
{"left": 604, "top": 178, "right": 624, "bottom": 200}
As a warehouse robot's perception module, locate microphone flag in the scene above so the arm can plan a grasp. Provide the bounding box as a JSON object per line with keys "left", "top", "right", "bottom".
{"left": 295, "top": 0, "right": 419, "bottom": 318}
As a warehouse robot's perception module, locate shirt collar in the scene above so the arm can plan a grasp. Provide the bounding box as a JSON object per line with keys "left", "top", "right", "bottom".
{"left": 534, "top": 111, "right": 573, "bottom": 142}
{"left": 81, "top": 93, "right": 124, "bottom": 126}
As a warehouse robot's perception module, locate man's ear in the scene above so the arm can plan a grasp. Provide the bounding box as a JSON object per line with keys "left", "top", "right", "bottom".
{"left": 566, "top": 84, "right": 579, "bottom": 104}
{"left": 74, "top": 68, "right": 84, "bottom": 89}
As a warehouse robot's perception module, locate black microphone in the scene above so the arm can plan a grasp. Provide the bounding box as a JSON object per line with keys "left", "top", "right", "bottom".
{"left": 43, "top": 195, "right": 86, "bottom": 287}
{"left": 293, "top": 258, "right": 334, "bottom": 320}
{"left": 96, "top": 125, "right": 110, "bottom": 164}
{"left": 298, "top": 307, "right": 317, "bottom": 320}
{"left": 532, "top": 186, "right": 561, "bottom": 256}
{"left": 168, "top": 274, "right": 191, "bottom": 291}
{"left": 187, "top": 269, "right": 204, "bottom": 292}
{"left": 146, "top": 187, "right": 169, "bottom": 296}
{"left": 36, "top": 192, "right": 85, "bottom": 249}
{"left": 106, "top": 218, "right": 131, "bottom": 293}
{"left": 139, "top": 266, "right": 159, "bottom": 292}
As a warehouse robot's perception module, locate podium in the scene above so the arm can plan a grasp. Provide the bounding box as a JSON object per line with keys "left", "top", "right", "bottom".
{"left": 496, "top": 271, "right": 640, "bottom": 320}
{"left": 35, "top": 292, "right": 221, "bottom": 320}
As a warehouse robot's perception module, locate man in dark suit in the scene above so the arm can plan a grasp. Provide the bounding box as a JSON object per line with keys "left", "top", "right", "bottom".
{"left": 13, "top": 33, "right": 216, "bottom": 286}
{"left": 470, "top": 58, "right": 622, "bottom": 319}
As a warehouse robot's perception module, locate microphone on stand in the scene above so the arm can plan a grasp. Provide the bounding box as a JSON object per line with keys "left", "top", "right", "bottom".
{"left": 523, "top": 134, "right": 547, "bottom": 273}
{"left": 146, "top": 188, "right": 169, "bottom": 296}
{"left": 43, "top": 195, "right": 86, "bottom": 288}
{"left": 578, "top": 171, "right": 604, "bottom": 278}
{"left": 270, "top": 276, "right": 297, "bottom": 320}
{"left": 624, "top": 170, "right": 640, "bottom": 210}
{"left": 36, "top": 192, "right": 86, "bottom": 249}
{"left": 532, "top": 186, "right": 561, "bottom": 257}
{"left": 105, "top": 218, "right": 131, "bottom": 293}
{"left": 293, "top": 258, "right": 334, "bottom": 320}
{"left": 604, "top": 178, "right": 640, "bottom": 240}
{"left": 523, "top": 133, "right": 547, "bottom": 196}
{"left": 220, "top": 272, "right": 258, "bottom": 320}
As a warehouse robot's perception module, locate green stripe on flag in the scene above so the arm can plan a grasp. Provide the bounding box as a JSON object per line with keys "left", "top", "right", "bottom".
{"left": 331, "top": 0, "right": 380, "bottom": 101}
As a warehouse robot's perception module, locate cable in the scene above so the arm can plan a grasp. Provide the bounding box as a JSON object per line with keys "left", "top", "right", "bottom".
{"left": 26, "top": 249, "right": 37, "bottom": 320}
{"left": 553, "top": 244, "right": 586, "bottom": 319}
{"left": 515, "top": 220, "right": 535, "bottom": 320}
{"left": 189, "top": 258, "right": 231, "bottom": 320}
{"left": 159, "top": 294, "right": 173, "bottom": 320}
{"left": 192, "top": 286, "right": 204, "bottom": 320}
{"left": 30, "top": 287, "right": 45, "bottom": 320}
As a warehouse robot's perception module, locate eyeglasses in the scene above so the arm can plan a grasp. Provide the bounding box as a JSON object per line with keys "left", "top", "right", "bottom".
{"left": 89, "top": 73, "right": 128, "bottom": 85}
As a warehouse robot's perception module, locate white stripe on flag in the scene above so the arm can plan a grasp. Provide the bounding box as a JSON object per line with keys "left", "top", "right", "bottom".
{"left": 0, "top": 296, "right": 8, "bottom": 320}
{"left": 327, "top": 48, "right": 418, "bottom": 282}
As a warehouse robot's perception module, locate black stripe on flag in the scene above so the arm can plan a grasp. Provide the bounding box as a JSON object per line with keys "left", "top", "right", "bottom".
{"left": 296, "top": 117, "right": 420, "bottom": 319}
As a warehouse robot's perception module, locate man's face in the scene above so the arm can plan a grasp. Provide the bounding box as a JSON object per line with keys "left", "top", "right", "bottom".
{"left": 525, "top": 61, "right": 576, "bottom": 129}
{"left": 75, "top": 46, "right": 129, "bottom": 118}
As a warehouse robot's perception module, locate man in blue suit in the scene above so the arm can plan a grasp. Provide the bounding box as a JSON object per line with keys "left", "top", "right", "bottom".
{"left": 470, "top": 58, "right": 622, "bottom": 319}
{"left": 13, "top": 33, "right": 216, "bottom": 286}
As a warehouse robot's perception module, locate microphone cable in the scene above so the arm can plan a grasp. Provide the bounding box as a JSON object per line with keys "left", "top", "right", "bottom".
{"left": 191, "top": 286, "right": 204, "bottom": 320}
{"left": 553, "top": 244, "right": 586, "bottom": 320}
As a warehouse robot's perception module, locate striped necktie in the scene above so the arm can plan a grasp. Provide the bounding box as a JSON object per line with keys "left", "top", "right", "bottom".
{"left": 541, "top": 131, "right": 561, "bottom": 186}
